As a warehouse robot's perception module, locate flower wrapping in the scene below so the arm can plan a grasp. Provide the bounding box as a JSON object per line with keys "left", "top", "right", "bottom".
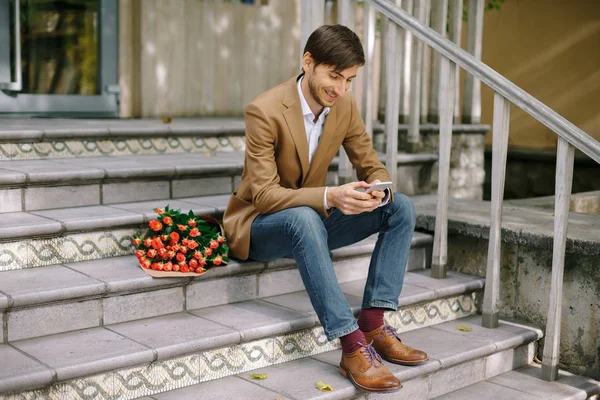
{"left": 133, "top": 206, "right": 229, "bottom": 277}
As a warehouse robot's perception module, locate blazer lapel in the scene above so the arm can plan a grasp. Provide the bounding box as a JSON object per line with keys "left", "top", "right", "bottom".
{"left": 305, "top": 106, "right": 337, "bottom": 184}
{"left": 282, "top": 76, "right": 310, "bottom": 183}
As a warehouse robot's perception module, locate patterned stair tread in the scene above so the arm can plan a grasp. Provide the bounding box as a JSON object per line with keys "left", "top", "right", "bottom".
{"left": 0, "top": 152, "right": 244, "bottom": 186}
{"left": 0, "top": 233, "right": 434, "bottom": 311}
{"left": 0, "top": 118, "right": 246, "bottom": 140}
{"left": 437, "top": 364, "right": 600, "bottom": 400}
{"left": 0, "top": 273, "right": 488, "bottom": 396}
{"left": 96, "top": 316, "right": 540, "bottom": 400}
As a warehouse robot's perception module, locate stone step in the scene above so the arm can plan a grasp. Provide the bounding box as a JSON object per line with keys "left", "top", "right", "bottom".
{"left": 437, "top": 364, "right": 600, "bottom": 400}
{"left": 106, "top": 316, "right": 543, "bottom": 400}
{"left": 0, "top": 193, "right": 232, "bottom": 271}
{"left": 0, "top": 272, "right": 484, "bottom": 397}
{"left": 0, "top": 153, "right": 243, "bottom": 213}
{"left": 0, "top": 118, "right": 246, "bottom": 161}
{"left": 0, "top": 231, "right": 435, "bottom": 341}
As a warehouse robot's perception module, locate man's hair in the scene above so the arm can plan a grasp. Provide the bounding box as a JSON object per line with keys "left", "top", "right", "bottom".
{"left": 303, "top": 25, "right": 365, "bottom": 72}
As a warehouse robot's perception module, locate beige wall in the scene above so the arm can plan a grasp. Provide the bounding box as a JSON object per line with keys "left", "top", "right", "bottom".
{"left": 119, "top": 0, "right": 300, "bottom": 118}
{"left": 480, "top": 0, "right": 600, "bottom": 150}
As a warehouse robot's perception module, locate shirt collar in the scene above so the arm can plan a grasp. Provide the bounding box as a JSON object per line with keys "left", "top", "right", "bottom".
{"left": 297, "top": 76, "right": 330, "bottom": 120}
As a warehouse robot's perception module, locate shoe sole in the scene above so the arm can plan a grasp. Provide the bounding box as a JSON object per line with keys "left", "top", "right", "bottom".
{"left": 338, "top": 364, "right": 402, "bottom": 394}
{"left": 382, "top": 356, "right": 429, "bottom": 366}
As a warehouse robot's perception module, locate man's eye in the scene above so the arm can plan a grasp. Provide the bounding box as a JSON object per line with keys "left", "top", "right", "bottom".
{"left": 330, "top": 75, "right": 338, "bottom": 80}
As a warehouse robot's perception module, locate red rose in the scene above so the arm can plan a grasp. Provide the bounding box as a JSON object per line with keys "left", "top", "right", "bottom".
{"left": 155, "top": 208, "right": 164, "bottom": 215}
{"left": 180, "top": 246, "right": 188, "bottom": 254}
{"left": 133, "top": 237, "right": 142, "bottom": 246}
{"left": 187, "top": 240, "right": 198, "bottom": 250}
{"left": 170, "top": 232, "right": 180, "bottom": 242}
{"left": 189, "top": 228, "right": 200, "bottom": 237}
{"left": 189, "top": 259, "right": 198, "bottom": 269}
{"left": 157, "top": 248, "right": 168, "bottom": 258}
{"left": 199, "top": 258, "right": 206, "bottom": 267}
{"left": 172, "top": 264, "right": 180, "bottom": 272}
{"left": 213, "top": 255, "right": 223, "bottom": 266}
{"left": 147, "top": 249, "right": 157, "bottom": 258}
{"left": 156, "top": 262, "right": 164, "bottom": 271}
{"left": 196, "top": 267, "right": 205, "bottom": 274}
{"left": 172, "top": 244, "right": 181, "bottom": 252}
{"left": 166, "top": 250, "right": 176, "bottom": 259}
{"left": 135, "top": 249, "right": 145, "bottom": 258}
{"left": 149, "top": 220, "right": 162, "bottom": 231}
{"left": 141, "top": 258, "right": 151, "bottom": 269}
{"left": 161, "top": 234, "right": 169, "bottom": 242}
{"left": 188, "top": 218, "right": 197, "bottom": 227}
{"left": 164, "top": 261, "right": 173, "bottom": 272}
{"left": 181, "top": 238, "right": 189, "bottom": 246}
{"left": 176, "top": 253, "right": 185, "bottom": 262}
{"left": 217, "top": 236, "right": 224, "bottom": 244}
{"left": 151, "top": 237, "right": 163, "bottom": 250}
{"left": 151, "top": 262, "right": 160, "bottom": 270}
{"left": 143, "top": 238, "right": 152, "bottom": 247}
{"left": 178, "top": 224, "right": 187, "bottom": 232}
{"left": 210, "top": 240, "right": 219, "bottom": 249}
{"left": 180, "top": 265, "right": 189, "bottom": 273}
{"left": 162, "top": 216, "right": 173, "bottom": 226}
{"left": 204, "top": 248, "right": 212, "bottom": 256}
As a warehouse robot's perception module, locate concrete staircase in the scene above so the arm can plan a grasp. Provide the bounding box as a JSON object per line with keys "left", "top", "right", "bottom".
{"left": 0, "top": 119, "right": 597, "bottom": 399}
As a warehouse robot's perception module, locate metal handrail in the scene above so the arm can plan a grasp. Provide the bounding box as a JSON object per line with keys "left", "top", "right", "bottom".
{"left": 367, "top": 0, "right": 600, "bottom": 164}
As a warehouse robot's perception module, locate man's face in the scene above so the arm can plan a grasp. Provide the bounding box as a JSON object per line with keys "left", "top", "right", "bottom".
{"left": 305, "top": 61, "right": 358, "bottom": 108}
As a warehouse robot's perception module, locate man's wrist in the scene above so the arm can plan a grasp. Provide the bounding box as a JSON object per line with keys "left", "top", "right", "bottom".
{"left": 324, "top": 187, "right": 331, "bottom": 210}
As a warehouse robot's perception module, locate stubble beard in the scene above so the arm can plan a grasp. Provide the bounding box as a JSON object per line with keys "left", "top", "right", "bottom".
{"left": 308, "top": 74, "right": 332, "bottom": 108}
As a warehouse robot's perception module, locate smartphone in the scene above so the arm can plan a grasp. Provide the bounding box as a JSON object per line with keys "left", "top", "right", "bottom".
{"left": 366, "top": 181, "right": 392, "bottom": 194}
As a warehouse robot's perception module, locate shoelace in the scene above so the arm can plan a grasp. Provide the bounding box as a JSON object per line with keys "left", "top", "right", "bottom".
{"left": 378, "top": 325, "right": 400, "bottom": 341}
{"left": 358, "top": 341, "right": 383, "bottom": 367}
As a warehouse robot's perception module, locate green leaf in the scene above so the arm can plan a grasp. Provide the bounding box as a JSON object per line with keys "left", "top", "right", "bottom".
{"left": 250, "top": 373, "right": 267, "bottom": 380}
{"left": 456, "top": 325, "right": 473, "bottom": 332}
{"left": 316, "top": 381, "right": 333, "bottom": 391}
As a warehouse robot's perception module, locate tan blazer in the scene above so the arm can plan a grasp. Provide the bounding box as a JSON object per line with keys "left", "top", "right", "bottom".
{"left": 223, "top": 75, "right": 392, "bottom": 260}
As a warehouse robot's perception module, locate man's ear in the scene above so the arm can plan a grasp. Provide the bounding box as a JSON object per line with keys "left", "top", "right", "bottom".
{"left": 302, "top": 52, "right": 314, "bottom": 73}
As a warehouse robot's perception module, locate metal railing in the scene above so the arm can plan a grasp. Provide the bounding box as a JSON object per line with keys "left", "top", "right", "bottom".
{"left": 304, "top": 0, "right": 600, "bottom": 383}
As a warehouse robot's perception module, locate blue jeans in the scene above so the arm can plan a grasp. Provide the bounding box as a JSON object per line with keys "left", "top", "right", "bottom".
{"left": 248, "top": 193, "right": 416, "bottom": 341}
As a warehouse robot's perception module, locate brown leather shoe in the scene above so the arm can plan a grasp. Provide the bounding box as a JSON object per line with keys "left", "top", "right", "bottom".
{"left": 339, "top": 341, "right": 402, "bottom": 393}
{"left": 364, "top": 325, "right": 429, "bottom": 366}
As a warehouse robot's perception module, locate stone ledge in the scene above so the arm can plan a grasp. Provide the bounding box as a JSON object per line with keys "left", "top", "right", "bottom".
{"left": 414, "top": 195, "right": 600, "bottom": 256}
{"left": 373, "top": 122, "right": 491, "bottom": 135}
{"left": 0, "top": 118, "right": 246, "bottom": 141}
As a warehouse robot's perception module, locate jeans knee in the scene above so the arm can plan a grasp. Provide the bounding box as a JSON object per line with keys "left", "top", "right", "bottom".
{"left": 390, "top": 193, "right": 416, "bottom": 228}
{"left": 284, "top": 207, "right": 325, "bottom": 236}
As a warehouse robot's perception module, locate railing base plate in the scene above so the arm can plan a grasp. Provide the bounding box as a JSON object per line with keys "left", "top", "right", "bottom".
{"left": 431, "top": 263, "right": 447, "bottom": 279}
{"left": 482, "top": 312, "right": 499, "bottom": 328}
{"left": 541, "top": 363, "right": 559, "bottom": 382}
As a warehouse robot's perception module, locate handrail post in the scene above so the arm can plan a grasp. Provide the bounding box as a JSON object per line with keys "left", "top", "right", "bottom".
{"left": 541, "top": 137, "right": 575, "bottom": 381}
{"left": 384, "top": 0, "right": 402, "bottom": 190}
{"left": 448, "top": 0, "right": 463, "bottom": 121}
{"left": 463, "top": 0, "right": 484, "bottom": 124}
{"left": 399, "top": 0, "right": 413, "bottom": 123}
{"left": 407, "top": 0, "right": 427, "bottom": 151}
{"left": 336, "top": 0, "right": 356, "bottom": 184}
{"left": 428, "top": 0, "right": 448, "bottom": 123}
{"left": 431, "top": 55, "right": 455, "bottom": 279}
{"left": 419, "top": 0, "right": 431, "bottom": 124}
{"left": 300, "top": 0, "right": 325, "bottom": 69}
{"left": 362, "top": 0, "right": 376, "bottom": 138}
{"left": 482, "top": 92, "right": 510, "bottom": 328}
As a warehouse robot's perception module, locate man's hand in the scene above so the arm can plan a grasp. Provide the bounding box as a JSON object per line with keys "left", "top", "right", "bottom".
{"left": 327, "top": 181, "right": 382, "bottom": 215}
{"left": 367, "top": 179, "right": 386, "bottom": 204}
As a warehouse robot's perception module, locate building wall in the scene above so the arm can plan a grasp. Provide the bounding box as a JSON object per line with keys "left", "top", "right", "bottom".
{"left": 480, "top": 0, "right": 600, "bottom": 150}
{"left": 119, "top": 0, "right": 300, "bottom": 118}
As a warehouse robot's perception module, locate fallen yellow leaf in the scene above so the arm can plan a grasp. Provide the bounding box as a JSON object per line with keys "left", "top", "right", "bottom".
{"left": 250, "top": 373, "right": 267, "bottom": 380}
{"left": 316, "top": 381, "right": 333, "bottom": 391}
{"left": 456, "top": 325, "right": 473, "bottom": 332}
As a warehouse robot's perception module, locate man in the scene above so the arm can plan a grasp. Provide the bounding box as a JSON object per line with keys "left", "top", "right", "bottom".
{"left": 223, "top": 25, "right": 428, "bottom": 393}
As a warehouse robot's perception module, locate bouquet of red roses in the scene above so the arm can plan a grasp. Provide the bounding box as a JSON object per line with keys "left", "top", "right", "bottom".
{"left": 132, "top": 205, "right": 229, "bottom": 277}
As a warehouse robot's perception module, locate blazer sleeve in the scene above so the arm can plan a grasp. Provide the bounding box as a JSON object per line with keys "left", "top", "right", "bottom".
{"left": 342, "top": 94, "right": 393, "bottom": 186}
{"left": 244, "top": 102, "right": 329, "bottom": 216}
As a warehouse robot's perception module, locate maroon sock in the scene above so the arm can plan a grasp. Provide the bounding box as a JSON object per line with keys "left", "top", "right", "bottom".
{"left": 339, "top": 329, "right": 366, "bottom": 353}
{"left": 357, "top": 308, "right": 385, "bottom": 333}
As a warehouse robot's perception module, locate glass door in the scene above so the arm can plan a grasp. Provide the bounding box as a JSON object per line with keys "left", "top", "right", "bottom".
{"left": 0, "top": 0, "right": 118, "bottom": 117}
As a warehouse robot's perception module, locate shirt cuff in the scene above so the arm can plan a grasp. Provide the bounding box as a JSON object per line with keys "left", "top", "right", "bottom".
{"left": 378, "top": 188, "right": 391, "bottom": 208}
{"left": 324, "top": 187, "right": 331, "bottom": 210}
